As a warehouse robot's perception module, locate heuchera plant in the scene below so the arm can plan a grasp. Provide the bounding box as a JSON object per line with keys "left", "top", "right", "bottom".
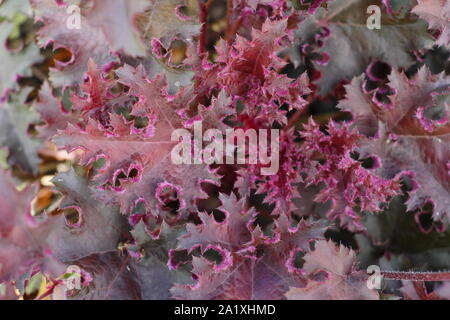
{"left": 0, "top": 0, "right": 449, "bottom": 300}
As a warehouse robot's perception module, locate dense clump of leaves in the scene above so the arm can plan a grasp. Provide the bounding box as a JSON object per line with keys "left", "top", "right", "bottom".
{"left": 0, "top": 0, "right": 450, "bottom": 300}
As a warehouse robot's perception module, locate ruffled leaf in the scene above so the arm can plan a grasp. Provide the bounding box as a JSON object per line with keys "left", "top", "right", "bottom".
{"left": 47, "top": 168, "right": 128, "bottom": 262}
{"left": 132, "top": 222, "right": 192, "bottom": 300}
{"left": 286, "top": 240, "right": 379, "bottom": 300}
{"left": 0, "top": 168, "right": 64, "bottom": 282}
{"left": 0, "top": 89, "right": 42, "bottom": 174}
{"left": 299, "top": 119, "right": 403, "bottom": 230}
{"left": 135, "top": 0, "right": 201, "bottom": 47}
{"left": 31, "top": 0, "right": 118, "bottom": 87}
{"left": 293, "top": 0, "right": 432, "bottom": 95}
{"left": 0, "top": 21, "right": 42, "bottom": 101}
{"left": 82, "top": 0, "right": 149, "bottom": 57}
{"left": 33, "top": 82, "right": 79, "bottom": 140}
{"left": 53, "top": 63, "right": 219, "bottom": 215}
{"left": 65, "top": 252, "right": 141, "bottom": 300}
{"left": 338, "top": 67, "right": 450, "bottom": 221}
{"left": 412, "top": 0, "right": 450, "bottom": 46}
{"left": 171, "top": 194, "right": 326, "bottom": 299}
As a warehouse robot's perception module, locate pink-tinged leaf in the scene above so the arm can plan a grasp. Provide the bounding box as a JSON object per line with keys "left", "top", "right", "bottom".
{"left": 34, "top": 82, "right": 79, "bottom": 140}
{"left": 53, "top": 119, "right": 174, "bottom": 187}
{"left": 177, "top": 193, "right": 256, "bottom": 251}
{"left": 184, "top": 42, "right": 221, "bottom": 98}
{"left": 193, "top": 19, "right": 310, "bottom": 125}
{"left": 292, "top": 0, "right": 432, "bottom": 96}
{"left": 82, "top": 0, "right": 148, "bottom": 57}
{"left": 172, "top": 194, "right": 326, "bottom": 299}
{"left": 170, "top": 253, "right": 307, "bottom": 300}
{"left": 171, "top": 244, "right": 313, "bottom": 300}
{"left": 135, "top": 0, "right": 201, "bottom": 48}
{"left": 0, "top": 21, "right": 42, "bottom": 101}
{"left": 286, "top": 240, "right": 379, "bottom": 300}
{"left": 126, "top": 53, "right": 195, "bottom": 95}
{"left": 170, "top": 256, "right": 232, "bottom": 300}
{"left": 0, "top": 89, "right": 42, "bottom": 174}
{"left": 84, "top": 122, "right": 219, "bottom": 215}
{"left": 299, "top": 119, "right": 403, "bottom": 230}
{"left": 433, "top": 282, "right": 450, "bottom": 300}
{"left": 221, "top": 19, "right": 309, "bottom": 120}
{"left": 66, "top": 253, "right": 141, "bottom": 300}
{"left": 252, "top": 130, "right": 304, "bottom": 213}
{"left": 114, "top": 64, "right": 187, "bottom": 128}
{"left": 227, "top": 0, "right": 299, "bottom": 43}
{"left": 270, "top": 214, "right": 328, "bottom": 254}
{"left": 338, "top": 67, "right": 450, "bottom": 221}
{"left": 68, "top": 59, "right": 136, "bottom": 125}
{"left": 131, "top": 222, "right": 192, "bottom": 300}
{"left": 185, "top": 90, "right": 234, "bottom": 131}
{"left": 47, "top": 168, "right": 128, "bottom": 262}
{"left": 54, "top": 63, "right": 219, "bottom": 215}
{"left": 31, "top": 0, "right": 118, "bottom": 88}
{"left": 59, "top": 0, "right": 155, "bottom": 58}
{"left": 412, "top": 0, "right": 450, "bottom": 46}
{"left": 171, "top": 246, "right": 303, "bottom": 300}
{"left": 0, "top": 168, "right": 65, "bottom": 282}
{"left": 0, "top": 168, "right": 38, "bottom": 282}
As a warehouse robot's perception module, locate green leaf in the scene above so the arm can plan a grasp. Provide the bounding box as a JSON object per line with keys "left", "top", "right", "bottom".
{"left": 0, "top": 89, "right": 42, "bottom": 174}
{"left": 0, "top": 21, "right": 42, "bottom": 100}
{"left": 292, "top": 0, "right": 433, "bottom": 96}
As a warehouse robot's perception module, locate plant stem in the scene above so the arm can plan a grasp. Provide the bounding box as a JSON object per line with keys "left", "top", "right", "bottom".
{"left": 284, "top": 108, "right": 306, "bottom": 132}
{"left": 412, "top": 282, "right": 440, "bottom": 300}
{"left": 382, "top": 271, "right": 450, "bottom": 282}
{"left": 198, "top": 0, "right": 211, "bottom": 55}
{"left": 224, "top": 0, "right": 244, "bottom": 42}
{"left": 283, "top": 95, "right": 315, "bottom": 132}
